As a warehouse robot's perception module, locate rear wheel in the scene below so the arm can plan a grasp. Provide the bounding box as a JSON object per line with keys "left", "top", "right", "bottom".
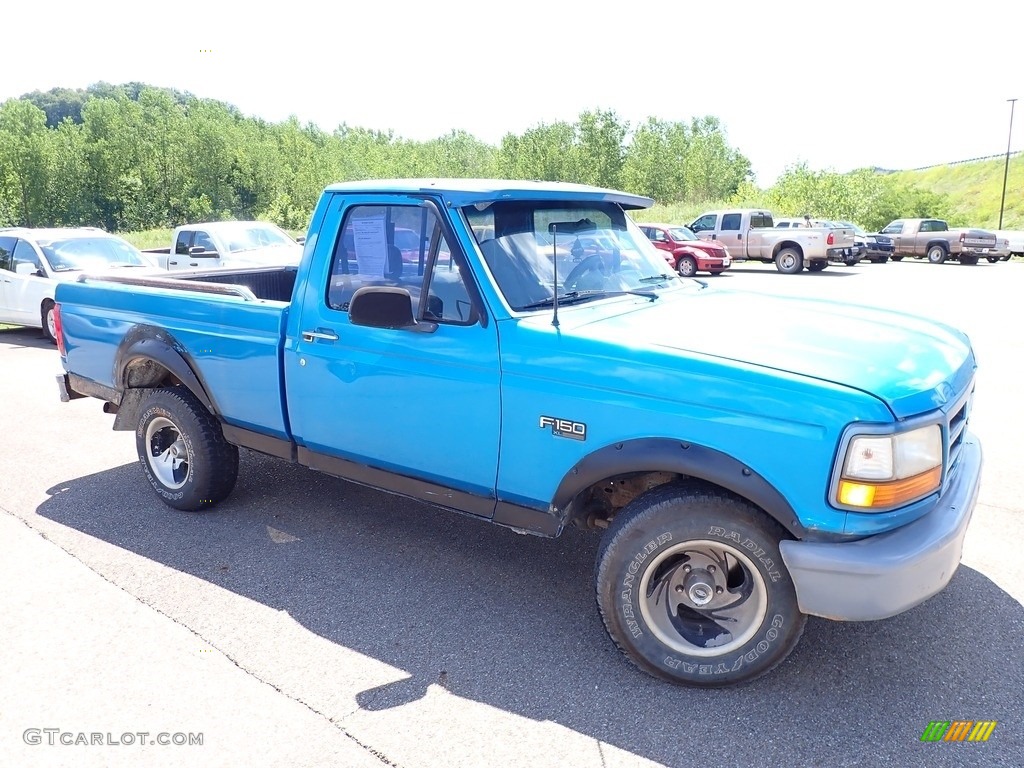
{"left": 136, "top": 387, "right": 239, "bottom": 511}
{"left": 676, "top": 255, "right": 698, "bottom": 277}
{"left": 595, "top": 484, "right": 806, "bottom": 687}
{"left": 775, "top": 248, "right": 803, "bottom": 274}
{"left": 891, "top": 255, "right": 904, "bottom": 262}
{"left": 986, "top": 256, "right": 1000, "bottom": 263}
{"left": 927, "top": 245, "right": 947, "bottom": 264}
{"left": 41, "top": 300, "right": 56, "bottom": 344}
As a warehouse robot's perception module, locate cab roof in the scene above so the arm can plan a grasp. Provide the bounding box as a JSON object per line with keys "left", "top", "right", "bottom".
{"left": 323, "top": 178, "right": 654, "bottom": 210}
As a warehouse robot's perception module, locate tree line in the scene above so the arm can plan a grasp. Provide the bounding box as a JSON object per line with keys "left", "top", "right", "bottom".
{"left": 0, "top": 83, "right": 953, "bottom": 234}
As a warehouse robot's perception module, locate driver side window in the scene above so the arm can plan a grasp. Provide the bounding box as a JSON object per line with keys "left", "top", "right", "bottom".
{"left": 13, "top": 240, "right": 42, "bottom": 271}
{"left": 326, "top": 204, "right": 477, "bottom": 326}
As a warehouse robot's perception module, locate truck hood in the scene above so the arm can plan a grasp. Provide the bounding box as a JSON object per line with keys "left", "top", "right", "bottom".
{"left": 564, "top": 289, "right": 976, "bottom": 419}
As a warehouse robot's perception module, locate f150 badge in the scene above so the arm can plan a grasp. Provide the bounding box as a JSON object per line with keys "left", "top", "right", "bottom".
{"left": 539, "top": 415, "right": 587, "bottom": 441}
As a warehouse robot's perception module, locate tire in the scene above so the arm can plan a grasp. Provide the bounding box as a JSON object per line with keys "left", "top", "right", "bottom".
{"left": 959, "top": 254, "right": 978, "bottom": 265}
{"left": 41, "top": 300, "right": 56, "bottom": 344}
{"left": 595, "top": 483, "right": 806, "bottom": 687}
{"left": 807, "top": 261, "right": 826, "bottom": 272}
{"left": 986, "top": 256, "right": 999, "bottom": 263}
{"left": 774, "top": 247, "right": 803, "bottom": 274}
{"left": 135, "top": 387, "right": 239, "bottom": 511}
{"left": 676, "top": 255, "right": 698, "bottom": 277}
{"left": 876, "top": 255, "right": 889, "bottom": 264}
{"left": 891, "top": 255, "right": 903, "bottom": 262}
{"left": 927, "top": 245, "right": 947, "bottom": 264}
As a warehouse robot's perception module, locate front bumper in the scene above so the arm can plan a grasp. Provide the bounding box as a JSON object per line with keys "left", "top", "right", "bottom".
{"left": 779, "top": 432, "right": 982, "bottom": 621}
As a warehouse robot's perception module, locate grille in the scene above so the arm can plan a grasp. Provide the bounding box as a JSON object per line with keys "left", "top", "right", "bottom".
{"left": 945, "top": 385, "right": 973, "bottom": 484}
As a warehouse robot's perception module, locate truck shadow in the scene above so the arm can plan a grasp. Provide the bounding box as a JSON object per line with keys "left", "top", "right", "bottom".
{"left": 0, "top": 326, "right": 55, "bottom": 350}
{"left": 719, "top": 266, "right": 860, "bottom": 277}
{"left": 37, "top": 451, "right": 1024, "bottom": 766}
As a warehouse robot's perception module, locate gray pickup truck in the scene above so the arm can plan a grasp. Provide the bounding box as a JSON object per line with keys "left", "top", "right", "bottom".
{"left": 880, "top": 218, "right": 998, "bottom": 265}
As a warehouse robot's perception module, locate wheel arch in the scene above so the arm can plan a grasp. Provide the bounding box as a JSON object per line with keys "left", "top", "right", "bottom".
{"left": 551, "top": 438, "right": 806, "bottom": 538}
{"left": 925, "top": 239, "right": 949, "bottom": 254}
{"left": 771, "top": 240, "right": 804, "bottom": 259}
{"left": 110, "top": 325, "right": 218, "bottom": 430}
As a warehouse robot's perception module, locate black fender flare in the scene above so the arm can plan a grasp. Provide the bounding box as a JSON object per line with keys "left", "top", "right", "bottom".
{"left": 551, "top": 437, "right": 806, "bottom": 538}
{"left": 925, "top": 239, "right": 949, "bottom": 255}
{"left": 110, "top": 325, "right": 218, "bottom": 430}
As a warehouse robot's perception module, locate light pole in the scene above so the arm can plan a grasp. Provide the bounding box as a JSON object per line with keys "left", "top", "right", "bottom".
{"left": 999, "top": 98, "right": 1017, "bottom": 230}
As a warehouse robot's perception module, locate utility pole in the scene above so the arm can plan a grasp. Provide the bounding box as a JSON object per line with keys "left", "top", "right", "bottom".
{"left": 999, "top": 98, "right": 1017, "bottom": 230}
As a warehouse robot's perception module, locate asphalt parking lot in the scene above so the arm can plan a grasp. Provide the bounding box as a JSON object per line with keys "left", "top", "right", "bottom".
{"left": 1, "top": 258, "right": 1022, "bottom": 768}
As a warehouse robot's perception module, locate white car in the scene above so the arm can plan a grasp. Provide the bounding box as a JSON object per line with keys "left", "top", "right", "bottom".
{"left": 0, "top": 227, "right": 156, "bottom": 343}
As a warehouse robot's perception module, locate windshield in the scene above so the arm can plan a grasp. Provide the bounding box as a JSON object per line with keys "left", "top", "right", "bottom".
{"left": 463, "top": 201, "right": 684, "bottom": 311}
{"left": 40, "top": 237, "right": 150, "bottom": 272}
{"left": 668, "top": 226, "right": 699, "bottom": 242}
{"left": 219, "top": 224, "right": 297, "bottom": 253}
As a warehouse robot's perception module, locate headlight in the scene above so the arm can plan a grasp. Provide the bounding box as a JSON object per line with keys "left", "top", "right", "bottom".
{"left": 835, "top": 425, "right": 942, "bottom": 510}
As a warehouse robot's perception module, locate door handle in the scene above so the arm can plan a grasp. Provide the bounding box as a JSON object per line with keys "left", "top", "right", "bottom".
{"left": 302, "top": 328, "right": 339, "bottom": 342}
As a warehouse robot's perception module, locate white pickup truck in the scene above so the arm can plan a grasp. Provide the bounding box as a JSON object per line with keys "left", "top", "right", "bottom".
{"left": 143, "top": 221, "right": 304, "bottom": 270}
{"left": 689, "top": 209, "right": 856, "bottom": 273}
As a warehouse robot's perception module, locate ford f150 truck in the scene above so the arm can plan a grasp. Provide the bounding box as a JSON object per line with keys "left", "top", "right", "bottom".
{"left": 53, "top": 179, "right": 983, "bottom": 688}
{"left": 143, "top": 221, "right": 304, "bottom": 270}
{"left": 689, "top": 209, "right": 856, "bottom": 273}
{"left": 879, "top": 218, "right": 998, "bottom": 265}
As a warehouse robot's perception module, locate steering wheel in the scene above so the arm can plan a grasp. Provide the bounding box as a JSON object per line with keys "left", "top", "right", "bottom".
{"left": 562, "top": 253, "right": 605, "bottom": 291}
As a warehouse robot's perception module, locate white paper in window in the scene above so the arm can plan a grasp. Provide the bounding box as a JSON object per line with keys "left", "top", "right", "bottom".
{"left": 352, "top": 215, "right": 387, "bottom": 276}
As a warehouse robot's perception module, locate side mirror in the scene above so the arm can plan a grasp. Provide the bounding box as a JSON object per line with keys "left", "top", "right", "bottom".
{"left": 349, "top": 287, "right": 436, "bottom": 333}
{"left": 15, "top": 262, "right": 42, "bottom": 276}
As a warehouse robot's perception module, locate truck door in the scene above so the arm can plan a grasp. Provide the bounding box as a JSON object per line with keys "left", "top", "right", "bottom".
{"left": 285, "top": 194, "right": 501, "bottom": 516}
{"left": 718, "top": 212, "right": 744, "bottom": 256}
{"left": 689, "top": 213, "right": 719, "bottom": 243}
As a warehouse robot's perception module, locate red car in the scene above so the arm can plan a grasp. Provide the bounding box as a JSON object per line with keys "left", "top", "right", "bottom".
{"left": 638, "top": 223, "right": 731, "bottom": 276}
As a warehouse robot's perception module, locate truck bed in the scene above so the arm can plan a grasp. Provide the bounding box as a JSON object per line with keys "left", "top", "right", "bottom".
{"left": 56, "top": 267, "right": 296, "bottom": 440}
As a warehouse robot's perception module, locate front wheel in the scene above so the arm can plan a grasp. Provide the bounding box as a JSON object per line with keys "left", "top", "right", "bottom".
{"left": 891, "top": 255, "right": 904, "bottom": 261}
{"left": 775, "top": 247, "right": 803, "bottom": 274}
{"left": 41, "top": 300, "right": 56, "bottom": 344}
{"left": 986, "top": 256, "right": 1000, "bottom": 263}
{"left": 807, "top": 261, "right": 826, "bottom": 272}
{"left": 595, "top": 484, "right": 806, "bottom": 687}
{"left": 676, "top": 255, "right": 698, "bottom": 277}
{"left": 136, "top": 387, "right": 239, "bottom": 511}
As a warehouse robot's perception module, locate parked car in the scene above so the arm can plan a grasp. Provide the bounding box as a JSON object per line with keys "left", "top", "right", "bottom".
{"left": 637, "top": 223, "right": 731, "bottom": 276}
{"left": 0, "top": 227, "right": 155, "bottom": 342}
{"left": 880, "top": 219, "right": 997, "bottom": 265}
{"left": 143, "top": 221, "right": 304, "bottom": 270}
{"left": 832, "top": 221, "right": 894, "bottom": 263}
{"left": 773, "top": 218, "right": 864, "bottom": 265}
{"left": 992, "top": 230, "right": 1023, "bottom": 259}
{"left": 55, "top": 178, "right": 982, "bottom": 687}
{"left": 689, "top": 209, "right": 856, "bottom": 273}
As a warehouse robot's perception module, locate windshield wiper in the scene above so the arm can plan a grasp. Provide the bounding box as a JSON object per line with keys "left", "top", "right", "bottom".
{"left": 638, "top": 273, "right": 676, "bottom": 283}
{"left": 520, "top": 289, "right": 657, "bottom": 310}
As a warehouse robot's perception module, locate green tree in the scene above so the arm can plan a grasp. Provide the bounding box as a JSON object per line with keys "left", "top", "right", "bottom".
{"left": 0, "top": 99, "right": 52, "bottom": 226}
{"left": 575, "top": 109, "right": 627, "bottom": 189}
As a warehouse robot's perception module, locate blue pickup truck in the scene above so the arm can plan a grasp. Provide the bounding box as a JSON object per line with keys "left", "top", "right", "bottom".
{"left": 54, "top": 179, "right": 982, "bottom": 687}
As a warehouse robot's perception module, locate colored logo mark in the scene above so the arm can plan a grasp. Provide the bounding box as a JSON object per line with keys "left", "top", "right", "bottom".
{"left": 920, "top": 721, "right": 997, "bottom": 742}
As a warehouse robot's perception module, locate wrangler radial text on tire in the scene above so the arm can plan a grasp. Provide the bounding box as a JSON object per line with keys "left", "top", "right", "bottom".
{"left": 135, "top": 387, "right": 239, "bottom": 511}
{"left": 595, "top": 484, "right": 806, "bottom": 687}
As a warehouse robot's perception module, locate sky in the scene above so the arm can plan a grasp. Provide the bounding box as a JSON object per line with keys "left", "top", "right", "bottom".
{"left": 2, "top": 0, "right": 1020, "bottom": 186}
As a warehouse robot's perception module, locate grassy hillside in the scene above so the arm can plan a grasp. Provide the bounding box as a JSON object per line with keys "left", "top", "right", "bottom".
{"left": 887, "top": 153, "right": 1024, "bottom": 229}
